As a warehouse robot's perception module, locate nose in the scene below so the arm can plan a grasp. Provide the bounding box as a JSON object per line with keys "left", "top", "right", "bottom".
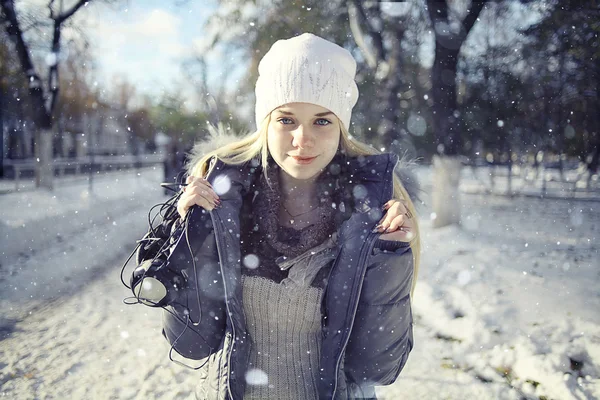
{"left": 291, "top": 125, "right": 314, "bottom": 149}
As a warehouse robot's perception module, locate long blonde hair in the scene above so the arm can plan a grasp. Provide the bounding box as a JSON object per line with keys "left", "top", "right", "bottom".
{"left": 187, "top": 113, "right": 421, "bottom": 298}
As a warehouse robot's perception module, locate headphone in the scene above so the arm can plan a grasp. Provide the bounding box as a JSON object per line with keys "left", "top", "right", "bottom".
{"left": 120, "top": 177, "right": 215, "bottom": 370}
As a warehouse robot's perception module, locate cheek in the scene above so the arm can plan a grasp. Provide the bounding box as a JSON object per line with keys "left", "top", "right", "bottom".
{"left": 325, "top": 131, "right": 341, "bottom": 152}
{"left": 267, "top": 130, "right": 282, "bottom": 151}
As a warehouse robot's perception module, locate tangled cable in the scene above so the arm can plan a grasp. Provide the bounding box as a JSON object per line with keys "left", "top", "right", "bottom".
{"left": 120, "top": 180, "right": 215, "bottom": 370}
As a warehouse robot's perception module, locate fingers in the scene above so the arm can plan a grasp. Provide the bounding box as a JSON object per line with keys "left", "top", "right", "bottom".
{"left": 383, "top": 198, "right": 407, "bottom": 209}
{"left": 186, "top": 176, "right": 217, "bottom": 200}
{"left": 374, "top": 200, "right": 406, "bottom": 231}
{"left": 177, "top": 176, "right": 220, "bottom": 219}
{"left": 177, "top": 194, "right": 217, "bottom": 219}
{"left": 379, "top": 226, "right": 413, "bottom": 242}
{"left": 382, "top": 199, "right": 394, "bottom": 211}
{"left": 184, "top": 175, "right": 213, "bottom": 190}
{"left": 373, "top": 199, "right": 413, "bottom": 233}
{"left": 387, "top": 214, "right": 414, "bottom": 233}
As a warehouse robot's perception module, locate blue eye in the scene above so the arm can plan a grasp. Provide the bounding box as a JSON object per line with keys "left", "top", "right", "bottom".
{"left": 277, "top": 118, "right": 331, "bottom": 126}
{"left": 278, "top": 118, "right": 294, "bottom": 125}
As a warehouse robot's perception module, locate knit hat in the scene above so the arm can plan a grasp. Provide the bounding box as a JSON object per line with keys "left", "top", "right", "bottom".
{"left": 254, "top": 33, "right": 359, "bottom": 131}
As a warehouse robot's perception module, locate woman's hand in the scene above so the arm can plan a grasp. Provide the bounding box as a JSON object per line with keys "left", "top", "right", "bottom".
{"left": 373, "top": 199, "right": 415, "bottom": 242}
{"left": 176, "top": 175, "right": 221, "bottom": 219}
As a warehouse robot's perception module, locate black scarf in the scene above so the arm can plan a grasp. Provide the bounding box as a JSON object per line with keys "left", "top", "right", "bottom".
{"left": 253, "top": 152, "right": 353, "bottom": 259}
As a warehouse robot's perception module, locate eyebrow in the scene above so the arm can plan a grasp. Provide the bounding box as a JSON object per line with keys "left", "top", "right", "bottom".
{"left": 275, "top": 110, "right": 334, "bottom": 117}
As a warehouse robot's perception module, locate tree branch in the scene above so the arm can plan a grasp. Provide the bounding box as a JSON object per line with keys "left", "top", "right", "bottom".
{"left": 462, "top": 1, "right": 486, "bottom": 35}
{"left": 56, "top": 0, "right": 90, "bottom": 25}
{"left": 347, "top": 0, "right": 386, "bottom": 64}
{"left": 45, "top": 0, "right": 91, "bottom": 114}
{"left": 1, "top": 0, "right": 51, "bottom": 127}
{"left": 48, "top": 0, "right": 56, "bottom": 19}
{"left": 347, "top": 2, "right": 377, "bottom": 69}
{"left": 425, "top": 0, "right": 448, "bottom": 29}
{"left": 47, "top": 17, "right": 60, "bottom": 114}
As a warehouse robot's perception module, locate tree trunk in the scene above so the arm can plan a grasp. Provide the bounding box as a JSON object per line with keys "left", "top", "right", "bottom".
{"left": 431, "top": 47, "right": 461, "bottom": 155}
{"left": 590, "top": 59, "right": 600, "bottom": 186}
{"left": 430, "top": 44, "right": 461, "bottom": 228}
{"left": 1, "top": 0, "right": 89, "bottom": 188}
{"left": 426, "top": 0, "right": 485, "bottom": 228}
{"left": 35, "top": 128, "right": 54, "bottom": 189}
{"left": 432, "top": 155, "right": 462, "bottom": 228}
{"left": 508, "top": 149, "right": 513, "bottom": 197}
{"left": 379, "top": 29, "right": 410, "bottom": 155}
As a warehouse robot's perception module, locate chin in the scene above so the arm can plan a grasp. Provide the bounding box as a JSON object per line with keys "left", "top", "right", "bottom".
{"left": 283, "top": 166, "right": 320, "bottom": 180}
{"left": 282, "top": 161, "right": 325, "bottom": 180}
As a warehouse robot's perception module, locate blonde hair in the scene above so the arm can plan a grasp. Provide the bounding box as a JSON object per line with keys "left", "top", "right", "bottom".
{"left": 188, "top": 114, "right": 421, "bottom": 298}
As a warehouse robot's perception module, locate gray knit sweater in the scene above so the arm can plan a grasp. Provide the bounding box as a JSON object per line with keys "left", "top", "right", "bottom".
{"left": 241, "top": 277, "right": 325, "bottom": 399}
{"left": 241, "top": 233, "right": 338, "bottom": 399}
{"left": 239, "top": 163, "right": 340, "bottom": 399}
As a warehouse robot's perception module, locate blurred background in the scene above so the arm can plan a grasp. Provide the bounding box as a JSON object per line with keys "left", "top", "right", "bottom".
{"left": 0, "top": 1, "right": 598, "bottom": 399}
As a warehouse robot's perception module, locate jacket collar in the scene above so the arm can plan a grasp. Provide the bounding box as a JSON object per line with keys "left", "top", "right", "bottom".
{"left": 186, "top": 126, "right": 419, "bottom": 202}
{"left": 208, "top": 152, "right": 400, "bottom": 198}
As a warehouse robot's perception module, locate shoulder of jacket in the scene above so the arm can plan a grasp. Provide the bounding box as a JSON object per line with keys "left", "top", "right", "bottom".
{"left": 371, "top": 152, "right": 421, "bottom": 204}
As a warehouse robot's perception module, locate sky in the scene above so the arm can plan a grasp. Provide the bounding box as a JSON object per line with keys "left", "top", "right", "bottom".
{"left": 78, "top": 0, "right": 540, "bottom": 99}
{"left": 83, "top": 0, "right": 222, "bottom": 105}
{"left": 15, "top": 0, "right": 225, "bottom": 108}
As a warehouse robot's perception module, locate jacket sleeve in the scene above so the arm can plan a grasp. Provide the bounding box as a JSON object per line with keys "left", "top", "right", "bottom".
{"left": 159, "top": 208, "right": 227, "bottom": 360}
{"left": 344, "top": 241, "right": 414, "bottom": 386}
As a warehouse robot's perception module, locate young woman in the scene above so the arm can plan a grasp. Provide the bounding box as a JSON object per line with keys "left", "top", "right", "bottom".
{"left": 158, "top": 33, "right": 420, "bottom": 400}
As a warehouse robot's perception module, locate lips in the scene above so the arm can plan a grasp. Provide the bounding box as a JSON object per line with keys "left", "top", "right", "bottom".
{"left": 291, "top": 156, "right": 316, "bottom": 160}
{"left": 290, "top": 155, "right": 317, "bottom": 165}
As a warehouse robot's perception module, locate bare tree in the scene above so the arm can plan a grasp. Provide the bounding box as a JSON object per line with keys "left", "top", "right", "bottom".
{"left": 181, "top": 53, "right": 237, "bottom": 127}
{"left": 1, "top": 0, "right": 90, "bottom": 189}
{"left": 425, "top": 0, "right": 485, "bottom": 227}
{"left": 347, "top": 1, "right": 406, "bottom": 152}
{"left": 347, "top": 0, "right": 430, "bottom": 156}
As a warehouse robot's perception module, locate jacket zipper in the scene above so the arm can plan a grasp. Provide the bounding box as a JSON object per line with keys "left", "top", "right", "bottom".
{"left": 331, "top": 230, "right": 379, "bottom": 399}
{"left": 209, "top": 215, "right": 235, "bottom": 400}
{"left": 204, "top": 156, "right": 236, "bottom": 400}
{"left": 331, "top": 159, "right": 396, "bottom": 398}
{"left": 331, "top": 157, "right": 398, "bottom": 399}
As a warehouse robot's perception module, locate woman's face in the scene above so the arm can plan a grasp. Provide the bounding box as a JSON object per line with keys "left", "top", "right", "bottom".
{"left": 267, "top": 102, "right": 341, "bottom": 181}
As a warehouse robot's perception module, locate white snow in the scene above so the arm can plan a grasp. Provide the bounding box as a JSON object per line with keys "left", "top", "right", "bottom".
{"left": 0, "top": 165, "right": 598, "bottom": 399}
{"left": 381, "top": 196, "right": 599, "bottom": 399}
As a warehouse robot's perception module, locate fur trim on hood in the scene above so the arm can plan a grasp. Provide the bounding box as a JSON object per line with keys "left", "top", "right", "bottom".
{"left": 184, "top": 123, "right": 422, "bottom": 203}
{"left": 184, "top": 122, "right": 250, "bottom": 176}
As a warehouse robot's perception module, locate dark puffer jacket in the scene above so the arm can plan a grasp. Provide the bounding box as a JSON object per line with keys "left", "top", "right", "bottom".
{"left": 159, "top": 152, "right": 415, "bottom": 399}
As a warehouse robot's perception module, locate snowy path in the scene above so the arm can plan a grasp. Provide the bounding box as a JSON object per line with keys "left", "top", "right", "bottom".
{"left": 0, "top": 167, "right": 598, "bottom": 399}
{"left": 382, "top": 194, "right": 599, "bottom": 400}
{"left": 0, "top": 168, "right": 198, "bottom": 399}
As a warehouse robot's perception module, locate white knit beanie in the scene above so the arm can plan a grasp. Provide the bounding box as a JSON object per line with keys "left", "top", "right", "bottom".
{"left": 254, "top": 33, "right": 359, "bottom": 131}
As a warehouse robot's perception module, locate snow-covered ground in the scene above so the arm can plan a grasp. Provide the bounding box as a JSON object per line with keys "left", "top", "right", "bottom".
{"left": 383, "top": 173, "right": 599, "bottom": 400}
{"left": 0, "top": 165, "right": 598, "bottom": 399}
